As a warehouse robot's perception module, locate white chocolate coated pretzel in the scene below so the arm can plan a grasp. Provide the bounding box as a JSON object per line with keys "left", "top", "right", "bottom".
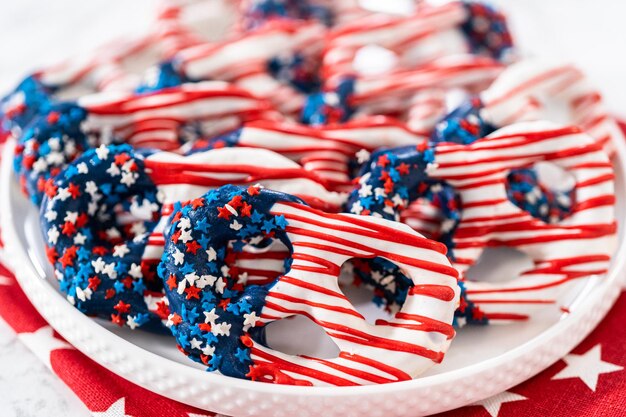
{"left": 430, "top": 121, "right": 616, "bottom": 321}
{"left": 479, "top": 59, "right": 625, "bottom": 154}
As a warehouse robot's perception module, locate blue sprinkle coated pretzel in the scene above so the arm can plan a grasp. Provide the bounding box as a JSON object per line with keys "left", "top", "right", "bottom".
{"left": 136, "top": 61, "right": 188, "bottom": 93}
{"left": 13, "top": 102, "right": 90, "bottom": 205}
{"left": 159, "top": 185, "right": 301, "bottom": 379}
{"left": 345, "top": 145, "right": 485, "bottom": 325}
{"left": 242, "top": 0, "right": 333, "bottom": 31}
{"left": 433, "top": 97, "right": 575, "bottom": 223}
{"left": 461, "top": 1, "right": 514, "bottom": 61}
{"left": 0, "top": 75, "right": 55, "bottom": 139}
{"left": 40, "top": 144, "right": 164, "bottom": 331}
{"left": 301, "top": 77, "right": 356, "bottom": 125}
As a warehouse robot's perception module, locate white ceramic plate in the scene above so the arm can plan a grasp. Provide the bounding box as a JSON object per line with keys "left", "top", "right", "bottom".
{"left": 2, "top": 137, "right": 625, "bottom": 417}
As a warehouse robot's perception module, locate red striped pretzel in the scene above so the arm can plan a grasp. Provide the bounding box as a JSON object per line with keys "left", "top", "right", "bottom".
{"left": 191, "top": 117, "right": 427, "bottom": 191}
{"left": 175, "top": 19, "right": 327, "bottom": 114}
{"left": 322, "top": 1, "right": 478, "bottom": 83}
{"left": 140, "top": 147, "right": 344, "bottom": 285}
{"left": 478, "top": 59, "right": 625, "bottom": 154}
{"left": 429, "top": 121, "right": 616, "bottom": 321}
{"left": 78, "top": 81, "right": 273, "bottom": 150}
{"left": 339, "top": 55, "right": 505, "bottom": 118}
{"left": 247, "top": 200, "right": 460, "bottom": 385}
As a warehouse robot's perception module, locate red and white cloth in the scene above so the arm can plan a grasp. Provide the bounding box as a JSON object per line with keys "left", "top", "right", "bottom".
{"left": 0, "top": 125, "right": 625, "bottom": 415}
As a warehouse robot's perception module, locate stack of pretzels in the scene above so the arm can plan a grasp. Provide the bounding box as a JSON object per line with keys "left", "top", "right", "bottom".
{"left": 2, "top": 0, "right": 619, "bottom": 386}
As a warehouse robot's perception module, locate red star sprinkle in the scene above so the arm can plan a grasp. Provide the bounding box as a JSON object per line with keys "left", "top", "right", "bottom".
{"left": 93, "top": 246, "right": 108, "bottom": 256}
{"left": 105, "top": 289, "right": 116, "bottom": 299}
{"left": 240, "top": 202, "right": 252, "bottom": 217}
{"left": 198, "top": 323, "right": 212, "bottom": 332}
{"left": 113, "top": 301, "right": 131, "bottom": 313}
{"left": 397, "top": 163, "right": 410, "bottom": 175}
{"left": 191, "top": 198, "right": 205, "bottom": 209}
{"left": 47, "top": 111, "right": 60, "bottom": 124}
{"left": 217, "top": 206, "right": 233, "bottom": 220}
{"left": 61, "top": 221, "right": 77, "bottom": 236}
{"left": 114, "top": 153, "right": 131, "bottom": 165}
{"left": 186, "top": 241, "right": 202, "bottom": 255}
{"left": 111, "top": 314, "right": 125, "bottom": 327}
{"left": 75, "top": 213, "right": 89, "bottom": 228}
{"left": 166, "top": 274, "right": 178, "bottom": 290}
{"left": 377, "top": 154, "right": 390, "bottom": 167}
{"left": 170, "top": 229, "right": 182, "bottom": 243}
{"left": 184, "top": 286, "right": 201, "bottom": 300}
{"left": 170, "top": 313, "right": 182, "bottom": 326}
{"left": 156, "top": 301, "right": 170, "bottom": 319}
{"left": 46, "top": 246, "right": 59, "bottom": 263}
{"left": 247, "top": 185, "right": 260, "bottom": 196}
{"left": 229, "top": 195, "right": 243, "bottom": 209}
{"left": 122, "top": 276, "right": 134, "bottom": 289}
{"left": 88, "top": 276, "right": 101, "bottom": 290}
{"left": 67, "top": 183, "right": 81, "bottom": 199}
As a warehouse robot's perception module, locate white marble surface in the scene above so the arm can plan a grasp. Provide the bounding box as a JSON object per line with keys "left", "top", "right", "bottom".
{"left": 0, "top": 1, "right": 624, "bottom": 416}
{"left": 0, "top": 318, "right": 90, "bottom": 417}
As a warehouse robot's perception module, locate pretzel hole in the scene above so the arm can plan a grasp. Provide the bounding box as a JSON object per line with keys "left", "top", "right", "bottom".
{"left": 359, "top": 0, "right": 415, "bottom": 15}
{"left": 400, "top": 183, "right": 462, "bottom": 249}
{"left": 264, "top": 316, "right": 340, "bottom": 359}
{"left": 506, "top": 162, "right": 575, "bottom": 224}
{"left": 465, "top": 247, "right": 534, "bottom": 283}
{"left": 343, "top": 258, "right": 406, "bottom": 325}
{"left": 353, "top": 45, "right": 399, "bottom": 76}
{"left": 226, "top": 237, "right": 289, "bottom": 287}
{"left": 101, "top": 195, "right": 160, "bottom": 245}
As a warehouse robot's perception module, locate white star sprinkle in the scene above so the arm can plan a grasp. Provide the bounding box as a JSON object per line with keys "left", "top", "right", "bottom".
{"left": 129, "top": 263, "right": 142, "bottom": 279}
{"left": 113, "top": 244, "right": 130, "bottom": 258}
{"left": 178, "top": 217, "right": 191, "bottom": 230}
{"left": 92, "top": 257, "right": 106, "bottom": 273}
{"left": 64, "top": 211, "right": 78, "bottom": 223}
{"left": 57, "top": 187, "right": 71, "bottom": 201}
{"left": 185, "top": 272, "right": 199, "bottom": 285}
{"left": 179, "top": 229, "right": 193, "bottom": 243}
{"left": 95, "top": 145, "right": 110, "bottom": 160}
{"left": 203, "top": 308, "right": 219, "bottom": 324}
{"left": 350, "top": 201, "right": 363, "bottom": 215}
{"left": 47, "top": 227, "right": 60, "bottom": 245}
{"left": 77, "top": 162, "right": 89, "bottom": 174}
{"left": 243, "top": 312, "right": 260, "bottom": 328}
{"left": 102, "top": 262, "right": 118, "bottom": 279}
{"left": 356, "top": 148, "right": 371, "bottom": 164}
{"left": 120, "top": 171, "right": 137, "bottom": 187}
{"left": 44, "top": 209, "right": 57, "bottom": 222}
{"left": 173, "top": 248, "right": 185, "bottom": 265}
{"left": 106, "top": 163, "right": 121, "bottom": 177}
{"left": 85, "top": 181, "right": 98, "bottom": 195}
{"left": 215, "top": 277, "right": 226, "bottom": 294}
{"left": 212, "top": 322, "right": 231, "bottom": 337}
{"left": 73, "top": 233, "right": 87, "bottom": 245}
{"left": 358, "top": 184, "right": 372, "bottom": 197}
{"left": 126, "top": 316, "right": 139, "bottom": 330}
{"left": 190, "top": 338, "right": 203, "bottom": 350}
{"left": 230, "top": 220, "right": 242, "bottom": 231}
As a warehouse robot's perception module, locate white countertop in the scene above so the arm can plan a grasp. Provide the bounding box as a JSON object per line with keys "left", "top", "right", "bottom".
{"left": 0, "top": 1, "right": 623, "bottom": 415}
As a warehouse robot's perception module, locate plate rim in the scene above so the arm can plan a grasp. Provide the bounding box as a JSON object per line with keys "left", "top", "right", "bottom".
{"left": 2, "top": 135, "right": 625, "bottom": 416}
